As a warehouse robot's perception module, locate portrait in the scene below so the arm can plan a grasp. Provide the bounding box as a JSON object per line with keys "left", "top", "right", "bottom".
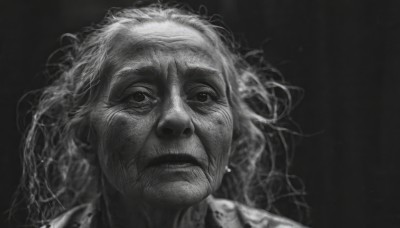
{"left": 2, "top": 0, "right": 400, "bottom": 228}
{"left": 10, "top": 3, "right": 306, "bottom": 228}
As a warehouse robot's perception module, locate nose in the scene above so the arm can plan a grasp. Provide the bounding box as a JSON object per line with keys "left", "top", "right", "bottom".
{"left": 156, "top": 96, "right": 194, "bottom": 138}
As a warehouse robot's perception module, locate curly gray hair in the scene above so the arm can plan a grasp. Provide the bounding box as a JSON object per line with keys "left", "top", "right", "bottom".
{"left": 14, "top": 3, "right": 306, "bottom": 226}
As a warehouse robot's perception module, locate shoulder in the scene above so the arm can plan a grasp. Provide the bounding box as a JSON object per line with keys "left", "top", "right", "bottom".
{"left": 40, "top": 203, "right": 97, "bottom": 228}
{"left": 41, "top": 197, "right": 307, "bottom": 228}
{"left": 208, "top": 197, "right": 307, "bottom": 228}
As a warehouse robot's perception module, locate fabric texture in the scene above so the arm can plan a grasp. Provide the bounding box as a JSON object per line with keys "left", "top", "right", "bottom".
{"left": 41, "top": 196, "right": 305, "bottom": 228}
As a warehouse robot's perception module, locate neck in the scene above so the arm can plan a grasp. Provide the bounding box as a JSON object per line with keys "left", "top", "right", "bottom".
{"left": 100, "top": 182, "right": 208, "bottom": 228}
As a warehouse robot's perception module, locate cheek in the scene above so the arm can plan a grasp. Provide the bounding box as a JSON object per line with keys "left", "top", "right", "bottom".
{"left": 93, "top": 109, "right": 155, "bottom": 193}
{"left": 195, "top": 108, "right": 233, "bottom": 186}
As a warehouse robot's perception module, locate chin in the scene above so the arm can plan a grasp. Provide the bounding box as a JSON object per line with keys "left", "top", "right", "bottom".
{"left": 144, "top": 180, "right": 210, "bottom": 208}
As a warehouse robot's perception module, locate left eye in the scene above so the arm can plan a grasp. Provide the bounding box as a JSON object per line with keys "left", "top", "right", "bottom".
{"left": 195, "top": 92, "right": 211, "bottom": 102}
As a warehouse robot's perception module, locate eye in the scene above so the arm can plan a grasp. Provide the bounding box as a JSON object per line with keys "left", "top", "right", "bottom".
{"left": 131, "top": 92, "right": 147, "bottom": 102}
{"left": 187, "top": 87, "right": 217, "bottom": 104}
{"left": 123, "top": 90, "right": 154, "bottom": 105}
{"left": 195, "top": 92, "right": 211, "bottom": 102}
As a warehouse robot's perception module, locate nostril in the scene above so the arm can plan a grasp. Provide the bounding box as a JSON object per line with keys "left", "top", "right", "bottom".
{"left": 183, "top": 128, "right": 191, "bottom": 136}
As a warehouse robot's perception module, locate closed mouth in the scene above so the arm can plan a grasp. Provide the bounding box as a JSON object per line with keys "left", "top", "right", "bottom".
{"left": 147, "top": 154, "right": 200, "bottom": 168}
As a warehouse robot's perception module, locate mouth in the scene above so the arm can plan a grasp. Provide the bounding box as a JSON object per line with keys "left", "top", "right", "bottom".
{"left": 147, "top": 154, "right": 200, "bottom": 168}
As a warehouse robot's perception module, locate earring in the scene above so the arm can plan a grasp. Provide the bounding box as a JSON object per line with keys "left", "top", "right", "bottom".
{"left": 225, "top": 166, "right": 232, "bottom": 173}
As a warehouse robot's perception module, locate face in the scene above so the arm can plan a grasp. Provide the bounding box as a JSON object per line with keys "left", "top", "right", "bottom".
{"left": 90, "top": 21, "right": 234, "bottom": 207}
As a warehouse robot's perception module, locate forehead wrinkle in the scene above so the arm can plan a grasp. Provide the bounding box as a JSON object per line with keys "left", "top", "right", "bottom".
{"left": 107, "top": 22, "right": 219, "bottom": 63}
{"left": 110, "top": 40, "right": 218, "bottom": 64}
{"left": 104, "top": 23, "right": 228, "bottom": 90}
{"left": 107, "top": 43, "right": 219, "bottom": 79}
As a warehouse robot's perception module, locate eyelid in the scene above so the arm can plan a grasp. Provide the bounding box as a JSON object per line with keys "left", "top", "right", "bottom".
{"left": 120, "top": 83, "right": 156, "bottom": 99}
{"left": 186, "top": 83, "right": 220, "bottom": 96}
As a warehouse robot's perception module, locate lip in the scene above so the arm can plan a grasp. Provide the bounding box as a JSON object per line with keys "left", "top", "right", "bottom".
{"left": 147, "top": 154, "right": 201, "bottom": 168}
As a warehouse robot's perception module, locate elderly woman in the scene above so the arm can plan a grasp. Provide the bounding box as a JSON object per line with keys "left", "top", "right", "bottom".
{"left": 16, "top": 4, "right": 306, "bottom": 228}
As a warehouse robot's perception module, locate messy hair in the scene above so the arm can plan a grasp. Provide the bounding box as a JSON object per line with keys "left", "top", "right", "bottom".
{"left": 13, "top": 3, "right": 306, "bottom": 226}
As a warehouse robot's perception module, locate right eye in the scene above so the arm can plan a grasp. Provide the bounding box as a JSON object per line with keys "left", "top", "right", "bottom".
{"left": 124, "top": 91, "right": 154, "bottom": 103}
{"left": 121, "top": 87, "right": 156, "bottom": 107}
{"left": 130, "top": 92, "right": 147, "bottom": 102}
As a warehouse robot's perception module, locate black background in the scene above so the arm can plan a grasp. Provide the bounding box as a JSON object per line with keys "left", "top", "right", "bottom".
{"left": 1, "top": 0, "right": 400, "bottom": 227}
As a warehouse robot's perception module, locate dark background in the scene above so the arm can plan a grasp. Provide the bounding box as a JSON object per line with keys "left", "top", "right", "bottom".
{"left": 1, "top": 0, "right": 400, "bottom": 227}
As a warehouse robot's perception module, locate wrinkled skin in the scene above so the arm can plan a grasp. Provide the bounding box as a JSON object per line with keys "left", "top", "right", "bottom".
{"left": 90, "top": 21, "right": 234, "bottom": 227}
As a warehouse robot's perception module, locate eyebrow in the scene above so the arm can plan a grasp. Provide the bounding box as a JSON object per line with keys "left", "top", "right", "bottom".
{"left": 183, "top": 66, "right": 226, "bottom": 94}
{"left": 113, "top": 65, "right": 159, "bottom": 80}
{"left": 110, "top": 64, "right": 226, "bottom": 98}
{"left": 184, "top": 66, "right": 221, "bottom": 78}
{"left": 111, "top": 62, "right": 225, "bottom": 93}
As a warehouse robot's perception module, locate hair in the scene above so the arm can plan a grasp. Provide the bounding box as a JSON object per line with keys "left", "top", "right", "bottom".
{"left": 12, "top": 3, "right": 307, "bottom": 226}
